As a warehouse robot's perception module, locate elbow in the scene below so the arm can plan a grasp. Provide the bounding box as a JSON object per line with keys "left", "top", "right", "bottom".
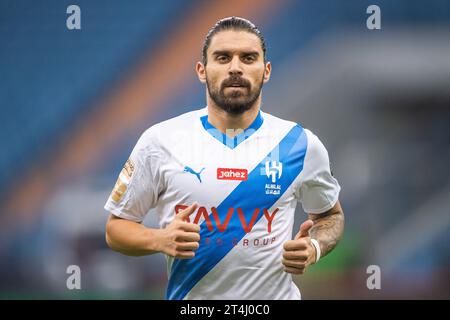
{"left": 105, "top": 217, "right": 119, "bottom": 252}
{"left": 105, "top": 230, "right": 114, "bottom": 250}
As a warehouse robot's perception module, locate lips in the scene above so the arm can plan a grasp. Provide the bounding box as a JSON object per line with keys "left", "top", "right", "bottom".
{"left": 227, "top": 83, "right": 247, "bottom": 88}
{"left": 223, "top": 77, "right": 249, "bottom": 88}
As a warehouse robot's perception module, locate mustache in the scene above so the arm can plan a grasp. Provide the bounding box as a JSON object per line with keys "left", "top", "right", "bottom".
{"left": 221, "top": 76, "right": 251, "bottom": 88}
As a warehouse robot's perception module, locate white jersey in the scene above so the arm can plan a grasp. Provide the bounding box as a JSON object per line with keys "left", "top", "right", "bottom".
{"left": 104, "top": 106, "right": 340, "bottom": 300}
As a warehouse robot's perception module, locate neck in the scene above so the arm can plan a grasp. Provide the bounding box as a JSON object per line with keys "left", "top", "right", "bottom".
{"left": 206, "top": 96, "right": 261, "bottom": 137}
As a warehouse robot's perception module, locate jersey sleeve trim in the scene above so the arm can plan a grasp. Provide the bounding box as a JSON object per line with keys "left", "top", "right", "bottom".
{"left": 104, "top": 203, "right": 144, "bottom": 223}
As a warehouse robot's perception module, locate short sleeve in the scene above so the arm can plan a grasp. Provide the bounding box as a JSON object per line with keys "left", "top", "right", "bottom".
{"left": 296, "top": 129, "right": 340, "bottom": 214}
{"left": 104, "top": 129, "right": 163, "bottom": 222}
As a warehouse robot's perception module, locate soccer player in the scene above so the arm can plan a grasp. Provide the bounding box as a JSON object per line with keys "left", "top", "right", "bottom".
{"left": 104, "top": 17, "right": 344, "bottom": 300}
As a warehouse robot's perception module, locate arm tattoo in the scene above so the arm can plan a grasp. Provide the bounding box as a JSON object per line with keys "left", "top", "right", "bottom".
{"left": 309, "top": 205, "right": 345, "bottom": 258}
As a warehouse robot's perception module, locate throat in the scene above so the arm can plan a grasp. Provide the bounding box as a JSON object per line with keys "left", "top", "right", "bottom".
{"left": 207, "top": 106, "right": 260, "bottom": 135}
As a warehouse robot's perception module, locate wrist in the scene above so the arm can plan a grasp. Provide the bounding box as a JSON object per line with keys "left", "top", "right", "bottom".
{"left": 145, "top": 228, "right": 164, "bottom": 253}
{"left": 310, "top": 238, "right": 321, "bottom": 263}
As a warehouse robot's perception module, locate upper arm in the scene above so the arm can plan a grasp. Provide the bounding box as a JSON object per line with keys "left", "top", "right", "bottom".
{"left": 296, "top": 129, "right": 341, "bottom": 214}
{"left": 107, "top": 213, "right": 125, "bottom": 224}
{"left": 104, "top": 129, "right": 163, "bottom": 222}
{"left": 308, "top": 200, "right": 343, "bottom": 222}
{"left": 105, "top": 213, "right": 144, "bottom": 238}
{"left": 106, "top": 214, "right": 128, "bottom": 233}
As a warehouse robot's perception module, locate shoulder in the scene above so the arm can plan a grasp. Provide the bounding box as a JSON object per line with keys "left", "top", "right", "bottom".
{"left": 261, "top": 110, "right": 299, "bottom": 131}
{"left": 152, "top": 107, "right": 206, "bottom": 132}
{"left": 302, "top": 128, "right": 331, "bottom": 169}
{"left": 261, "top": 111, "right": 324, "bottom": 148}
{"left": 263, "top": 110, "right": 330, "bottom": 162}
{"left": 136, "top": 107, "right": 206, "bottom": 150}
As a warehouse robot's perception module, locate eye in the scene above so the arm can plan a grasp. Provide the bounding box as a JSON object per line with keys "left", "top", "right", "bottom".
{"left": 242, "top": 55, "right": 256, "bottom": 63}
{"left": 217, "top": 55, "right": 230, "bottom": 63}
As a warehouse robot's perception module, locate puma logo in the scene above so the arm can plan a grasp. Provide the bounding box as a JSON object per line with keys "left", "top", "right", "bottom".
{"left": 183, "top": 166, "right": 205, "bottom": 183}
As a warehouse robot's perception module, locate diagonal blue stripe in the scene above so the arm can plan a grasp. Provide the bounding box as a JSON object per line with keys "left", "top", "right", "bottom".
{"left": 166, "top": 124, "right": 307, "bottom": 300}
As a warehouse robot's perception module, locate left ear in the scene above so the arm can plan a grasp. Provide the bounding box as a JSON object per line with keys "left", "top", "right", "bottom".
{"left": 263, "top": 61, "right": 271, "bottom": 83}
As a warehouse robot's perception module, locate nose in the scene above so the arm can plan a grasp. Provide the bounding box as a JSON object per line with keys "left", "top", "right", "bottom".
{"left": 228, "top": 55, "right": 243, "bottom": 76}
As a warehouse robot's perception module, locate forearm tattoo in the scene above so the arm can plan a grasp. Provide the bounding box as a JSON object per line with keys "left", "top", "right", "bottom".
{"left": 309, "top": 209, "right": 344, "bottom": 258}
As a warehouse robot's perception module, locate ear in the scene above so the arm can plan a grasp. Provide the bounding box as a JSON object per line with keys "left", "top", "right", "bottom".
{"left": 263, "top": 61, "right": 271, "bottom": 83}
{"left": 196, "top": 61, "right": 207, "bottom": 84}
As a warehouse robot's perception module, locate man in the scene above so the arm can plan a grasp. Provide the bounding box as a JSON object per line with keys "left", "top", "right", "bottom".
{"left": 105, "top": 17, "right": 344, "bottom": 300}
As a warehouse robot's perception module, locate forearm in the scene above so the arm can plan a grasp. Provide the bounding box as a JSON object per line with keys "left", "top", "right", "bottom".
{"left": 309, "top": 201, "right": 345, "bottom": 258}
{"left": 105, "top": 214, "right": 162, "bottom": 256}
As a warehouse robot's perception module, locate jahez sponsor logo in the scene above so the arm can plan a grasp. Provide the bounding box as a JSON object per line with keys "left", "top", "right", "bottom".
{"left": 217, "top": 168, "right": 248, "bottom": 181}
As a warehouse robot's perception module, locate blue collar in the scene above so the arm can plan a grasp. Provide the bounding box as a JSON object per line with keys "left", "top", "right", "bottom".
{"left": 200, "top": 110, "right": 264, "bottom": 149}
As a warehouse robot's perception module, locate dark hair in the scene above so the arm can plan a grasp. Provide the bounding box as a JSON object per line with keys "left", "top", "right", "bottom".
{"left": 202, "top": 16, "right": 266, "bottom": 65}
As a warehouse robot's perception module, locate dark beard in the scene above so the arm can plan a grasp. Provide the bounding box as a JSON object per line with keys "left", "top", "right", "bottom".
{"left": 207, "top": 74, "right": 263, "bottom": 115}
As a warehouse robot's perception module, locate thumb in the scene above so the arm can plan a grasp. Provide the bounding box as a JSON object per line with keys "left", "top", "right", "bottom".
{"left": 295, "top": 219, "right": 314, "bottom": 240}
{"left": 176, "top": 202, "right": 199, "bottom": 221}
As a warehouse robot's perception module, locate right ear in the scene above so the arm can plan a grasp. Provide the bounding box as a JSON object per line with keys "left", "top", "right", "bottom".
{"left": 196, "top": 61, "right": 206, "bottom": 84}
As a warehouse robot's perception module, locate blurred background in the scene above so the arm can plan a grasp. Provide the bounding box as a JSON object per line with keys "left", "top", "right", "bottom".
{"left": 1, "top": 0, "right": 449, "bottom": 299}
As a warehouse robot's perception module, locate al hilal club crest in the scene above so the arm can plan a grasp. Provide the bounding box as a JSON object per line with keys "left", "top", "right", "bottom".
{"left": 265, "top": 160, "right": 282, "bottom": 195}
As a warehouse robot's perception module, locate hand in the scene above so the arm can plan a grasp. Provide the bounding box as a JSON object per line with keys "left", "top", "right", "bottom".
{"left": 282, "top": 219, "right": 317, "bottom": 275}
{"left": 157, "top": 202, "right": 201, "bottom": 259}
